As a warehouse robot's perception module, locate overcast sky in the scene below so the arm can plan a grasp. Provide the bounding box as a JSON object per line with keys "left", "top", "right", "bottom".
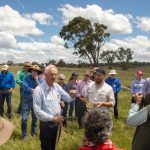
{"left": 0, "top": 0, "right": 150, "bottom": 63}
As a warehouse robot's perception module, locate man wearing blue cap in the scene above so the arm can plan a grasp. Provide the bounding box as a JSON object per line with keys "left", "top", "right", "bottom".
{"left": 85, "top": 68, "right": 115, "bottom": 111}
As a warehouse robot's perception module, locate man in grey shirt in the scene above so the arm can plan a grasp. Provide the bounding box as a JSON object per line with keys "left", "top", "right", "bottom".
{"left": 33, "top": 65, "right": 76, "bottom": 150}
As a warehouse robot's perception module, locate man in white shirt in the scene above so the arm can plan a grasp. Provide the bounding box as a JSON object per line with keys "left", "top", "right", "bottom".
{"left": 33, "top": 65, "right": 76, "bottom": 150}
{"left": 86, "top": 68, "right": 115, "bottom": 111}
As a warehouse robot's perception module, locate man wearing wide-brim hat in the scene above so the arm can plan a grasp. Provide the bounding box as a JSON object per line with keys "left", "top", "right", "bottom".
{"left": 21, "top": 65, "right": 43, "bottom": 139}
{"left": 0, "top": 116, "right": 14, "bottom": 145}
{"left": 16, "top": 62, "right": 32, "bottom": 114}
{"left": 105, "top": 70, "right": 121, "bottom": 119}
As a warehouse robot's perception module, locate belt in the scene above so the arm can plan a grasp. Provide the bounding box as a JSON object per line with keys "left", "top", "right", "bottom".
{"left": 40, "top": 121, "right": 58, "bottom": 128}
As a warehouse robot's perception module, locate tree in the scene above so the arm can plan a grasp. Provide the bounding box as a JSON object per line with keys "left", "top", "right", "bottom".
{"left": 60, "top": 17, "right": 110, "bottom": 67}
{"left": 116, "top": 47, "right": 133, "bottom": 70}
{"left": 57, "top": 59, "right": 66, "bottom": 67}
{"left": 100, "top": 50, "right": 116, "bottom": 69}
{"left": 7, "top": 60, "right": 14, "bottom": 66}
{"left": 48, "top": 59, "right": 56, "bottom": 65}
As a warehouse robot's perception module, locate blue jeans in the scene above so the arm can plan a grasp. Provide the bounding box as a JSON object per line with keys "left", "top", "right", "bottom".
{"left": 21, "top": 98, "right": 37, "bottom": 137}
{"left": 0, "top": 91, "right": 12, "bottom": 116}
{"left": 17, "top": 87, "right": 23, "bottom": 114}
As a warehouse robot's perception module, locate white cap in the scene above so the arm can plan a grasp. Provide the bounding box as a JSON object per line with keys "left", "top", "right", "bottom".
{"left": 108, "top": 70, "right": 117, "bottom": 75}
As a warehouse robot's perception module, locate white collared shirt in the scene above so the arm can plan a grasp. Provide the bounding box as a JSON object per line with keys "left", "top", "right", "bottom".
{"left": 33, "top": 80, "right": 73, "bottom": 122}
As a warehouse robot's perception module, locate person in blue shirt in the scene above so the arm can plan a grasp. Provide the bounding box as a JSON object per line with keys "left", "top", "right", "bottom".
{"left": 0, "top": 65, "right": 15, "bottom": 119}
{"left": 105, "top": 70, "right": 121, "bottom": 119}
{"left": 21, "top": 65, "right": 43, "bottom": 139}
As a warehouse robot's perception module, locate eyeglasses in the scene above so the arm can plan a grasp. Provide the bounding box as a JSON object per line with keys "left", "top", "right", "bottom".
{"left": 59, "top": 79, "right": 64, "bottom": 80}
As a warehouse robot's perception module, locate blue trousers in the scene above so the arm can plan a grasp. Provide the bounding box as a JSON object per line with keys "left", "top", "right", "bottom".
{"left": 21, "top": 99, "right": 37, "bottom": 137}
{"left": 17, "top": 87, "right": 23, "bottom": 114}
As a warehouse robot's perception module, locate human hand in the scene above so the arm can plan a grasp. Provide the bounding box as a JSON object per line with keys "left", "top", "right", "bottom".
{"left": 60, "top": 101, "right": 65, "bottom": 108}
{"left": 135, "top": 93, "right": 143, "bottom": 105}
{"left": 52, "top": 116, "right": 64, "bottom": 123}
{"left": 69, "top": 89, "right": 77, "bottom": 97}
{"left": 94, "top": 102, "right": 104, "bottom": 107}
{"left": 9, "top": 88, "right": 13, "bottom": 92}
{"left": 31, "top": 89, "right": 35, "bottom": 93}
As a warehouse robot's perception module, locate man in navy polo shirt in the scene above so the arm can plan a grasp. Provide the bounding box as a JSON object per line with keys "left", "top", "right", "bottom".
{"left": 105, "top": 70, "right": 121, "bottom": 119}
{"left": 0, "top": 65, "right": 15, "bottom": 119}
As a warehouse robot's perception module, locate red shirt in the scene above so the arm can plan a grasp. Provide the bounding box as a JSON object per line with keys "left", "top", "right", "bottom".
{"left": 79, "top": 140, "right": 118, "bottom": 150}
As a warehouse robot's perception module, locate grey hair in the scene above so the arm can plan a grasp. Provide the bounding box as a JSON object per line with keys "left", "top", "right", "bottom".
{"left": 83, "top": 108, "right": 113, "bottom": 144}
{"left": 44, "top": 65, "right": 57, "bottom": 74}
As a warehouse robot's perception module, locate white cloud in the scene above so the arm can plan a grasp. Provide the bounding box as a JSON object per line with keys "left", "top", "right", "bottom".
{"left": 136, "top": 17, "right": 150, "bottom": 32}
{"left": 24, "top": 12, "right": 57, "bottom": 25}
{"left": 0, "top": 5, "right": 43, "bottom": 36}
{"left": 104, "top": 35, "right": 150, "bottom": 62}
{"left": 58, "top": 4, "right": 132, "bottom": 34}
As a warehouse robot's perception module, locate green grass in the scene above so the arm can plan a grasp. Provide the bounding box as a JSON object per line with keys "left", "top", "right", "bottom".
{"left": 0, "top": 66, "right": 150, "bottom": 150}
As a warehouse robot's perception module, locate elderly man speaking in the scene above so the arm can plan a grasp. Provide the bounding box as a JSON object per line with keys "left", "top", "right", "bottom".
{"left": 33, "top": 65, "right": 76, "bottom": 150}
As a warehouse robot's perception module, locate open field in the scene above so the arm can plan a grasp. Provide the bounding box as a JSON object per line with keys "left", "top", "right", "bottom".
{"left": 0, "top": 66, "right": 150, "bottom": 150}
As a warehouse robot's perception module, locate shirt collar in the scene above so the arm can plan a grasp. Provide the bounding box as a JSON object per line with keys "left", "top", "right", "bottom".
{"left": 43, "top": 80, "right": 56, "bottom": 91}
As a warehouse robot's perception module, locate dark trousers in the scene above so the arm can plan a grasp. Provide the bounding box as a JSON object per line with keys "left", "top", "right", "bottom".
{"left": 114, "top": 93, "right": 118, "bottom": 117}
{"left": 40, "top": 121, "right": 58, "bottom": 150}
{"left": 17, "top": 87, "right": 23, "bottom": 114}
{"left": 77, "top": 97, "right": 87, "bottom": 127}
{"left": 0, "top": 91, "right": 12, "bottom": 116}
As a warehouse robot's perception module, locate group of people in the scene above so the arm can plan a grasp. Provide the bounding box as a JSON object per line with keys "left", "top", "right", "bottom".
{"left": 0, "top": 62, "right": 150, "bottom": 150}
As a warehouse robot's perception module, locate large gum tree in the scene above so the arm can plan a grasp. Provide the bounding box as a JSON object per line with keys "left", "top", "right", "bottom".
{"left": 60, "top": 17, "right": 110, "bottom": 67}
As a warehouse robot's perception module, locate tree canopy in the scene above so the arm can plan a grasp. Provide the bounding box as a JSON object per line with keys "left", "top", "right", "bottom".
{"left": 60, "top": 17, "right": 110, "bottom": 67}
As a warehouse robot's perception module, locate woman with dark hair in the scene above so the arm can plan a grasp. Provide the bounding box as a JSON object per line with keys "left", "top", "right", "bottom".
{"left": 79, "top": 108, "right": 122, "bottom": 150}
{"left": 127, "top": 93, "right": 150, "bottom": 150}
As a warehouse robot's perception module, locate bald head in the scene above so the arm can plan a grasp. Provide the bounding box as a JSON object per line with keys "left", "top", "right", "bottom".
{"left": 44, "top": 65, "right": 58, "bottom": 85}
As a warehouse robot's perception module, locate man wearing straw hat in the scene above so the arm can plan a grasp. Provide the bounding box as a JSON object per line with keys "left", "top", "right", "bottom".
{"left": 33, "top": 65, "right": 77, "bottom": 150}
{"left": 0, "top": 65, "right": 15, "bottom": 119}
{"left": 21, "top": 65, "right": 43, "bottom": 139}
{"left": 105, "top": 70, "right": 121, "bottom": 119}
{"left": 0, "top": 116, "right": 14, "bottom": 145}
{"left": 16, "top": 62, "right": 32, "bottom": 114}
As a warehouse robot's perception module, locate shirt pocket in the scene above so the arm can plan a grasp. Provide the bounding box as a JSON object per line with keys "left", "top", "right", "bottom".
{"left": 98, "top": 93, "right": 107, "bottom": 101}
{"left": 45, "top": 95, "right": 52, "bottom": 106}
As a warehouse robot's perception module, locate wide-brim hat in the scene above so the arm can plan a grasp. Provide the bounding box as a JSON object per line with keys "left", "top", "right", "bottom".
{"left": 108, "top": 70, "right": 117, "bottom": 75}
{"left": 23, "top": 62, "right": 32, "bottom": 67}
{"left": 84, "top": 70, "right": 90, "bottom": 76}
{"left": 28, "top": 65, "right": 42, "bottom": 75}
{"left": 2, "top": 65, "right": 9, "bottom": 71}
{"left": 0, "top": 117, "right": 14, "bottom": 145}
{"left": 58, "top": 73, "right": 65, "bottom": 80}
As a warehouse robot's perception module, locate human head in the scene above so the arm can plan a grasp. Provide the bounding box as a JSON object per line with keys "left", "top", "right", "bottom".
{"left": 136, "top": 70, "right": 143, "bottom": 79}
{"left": 108, "top": 70, "right": 117, "bottom": 79}
{"left": 83, "top": 108, "right": 113, "bottom": 144}
{"left": 95, "top": 69, "right": 106, "bottom": 84}
{"left": 44, "top": 65, "right": 58, "bottom": 84}
{"left": 69, "top": 72, "right": 78, "bottom": 81}
{"left": 28, "top": 65, "right": 42, "bottom": 78}
{"left": 0, "top": 117, "right": 14, "bottom": 145}
{"left": 58, "top": 73, "right": 65, "bottom": 84}
{"left": 1, "top": 65, "right": 9, "bottom": 74}
{"left": 39, "top": 63, "right": 46, "bottom": 73}
{"left": 23, "top": 62, "right": 32, "bottom": 72}
{"left": 83, "top": 70, "right": 90, "bottom": 81}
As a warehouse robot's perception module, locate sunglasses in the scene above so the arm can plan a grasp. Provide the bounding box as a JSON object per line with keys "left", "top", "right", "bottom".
{"left": 59, "top": 78, "right": 64, "bottom": 80}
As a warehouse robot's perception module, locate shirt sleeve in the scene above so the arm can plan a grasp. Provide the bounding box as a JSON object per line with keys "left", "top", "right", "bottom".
{"left": 16, "top": 71, "right": 22, "bottom": 86}
{"left": 33, "top": 87, "right": 53, "bottom": 122}
{"left": 131, "top": 81, "right": 134, "bottom": 94}
{"left": 116, "top": 79, "right": 121, "bottom": 93}
{"left": 11, "top": 74, "right": 16, "bottom": 88}
{"left": 58, "top": 85, "right": 75, "bottom": 102}
{"left": 127, "top": 103, "right": 148, "bottom": 126}
{"left": 142, "top": 79, "right": 148, "bottom": 95}
{"left": 22, "top": 76, "right": 32, "bottom": 92}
